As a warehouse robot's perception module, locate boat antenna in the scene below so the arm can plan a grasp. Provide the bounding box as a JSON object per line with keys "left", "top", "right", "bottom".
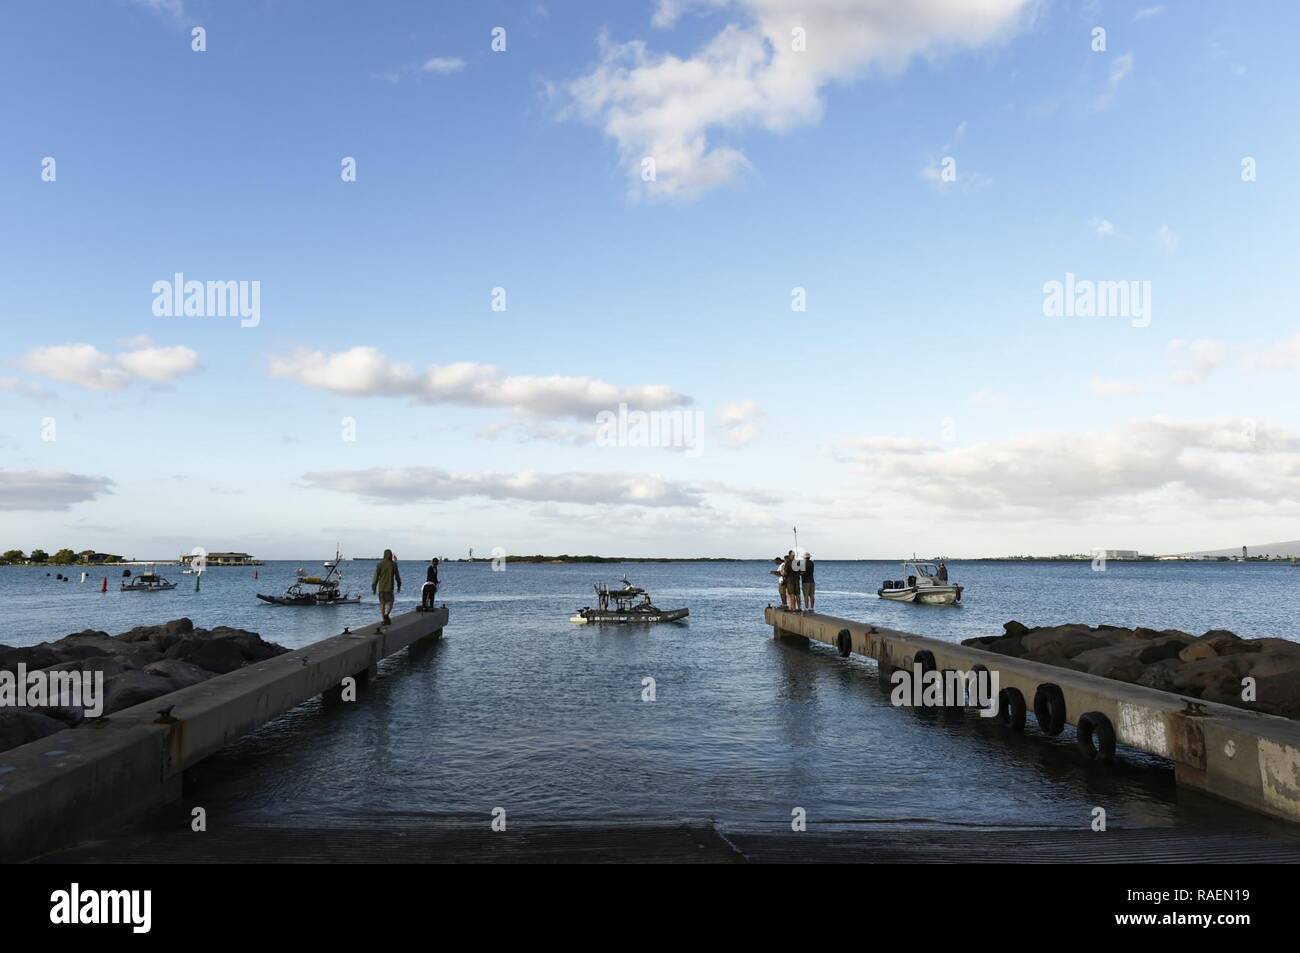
{"left": 793, "top": 526, "right": 799, "bottom": 554}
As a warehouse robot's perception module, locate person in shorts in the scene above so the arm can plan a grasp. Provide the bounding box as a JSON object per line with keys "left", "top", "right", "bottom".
{"left": 371, "top": 549, "right": 402, "bottom": 625}
{"left": 784, "top": 550, "right": 801, "bottom": 611}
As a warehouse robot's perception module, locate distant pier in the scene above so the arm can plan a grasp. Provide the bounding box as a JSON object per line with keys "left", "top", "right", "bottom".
{"left": 766, "top": 607, "right": 1300, "bottom": 826}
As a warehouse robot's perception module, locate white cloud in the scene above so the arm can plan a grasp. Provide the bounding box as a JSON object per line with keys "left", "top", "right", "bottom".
{"left": 829, "top": 416, "right": 1300, "bottom": 519}
{"left": 1093, "top": 50, "right": 1134, "bottom": 111}
{"left": 1090, "top": 216, "right": 1114, "bottom": 237}
{"left": 0, "top": 378, "right": 54, "bottom": 400}
{"left": 269, "top": 347, "right": 690, "bottom": 419}
{"left": 1157, "top": 223, "right": 1179, "bottom": 251}
{"left": 21, "top": 339, "right": 199, "bottom": 391}
{"left": 302, "top": 467, "right": 705, "bottom": 508}
{"left": 1089, "top": 377, "right": 1143, "bottom": 398}
{"left": 115, "top": 343, "right": 201, "bottom": 382}
{"left": 1134, "top": 5, "right": 1165, "bottom": 20}
{"left": 422, "top": 56, "right": 465, "bottom": 75}
{"left": 718, "top": 400, "right": 763, "bottom": 446}
{"left": 1168, "top": 338, "right": 1224, "bottom": 385}
{"left": 561, "top": 0, "right": 1034, "bottom": 199}
{"left": 0, "top": 469, "right": 114, "bottom": 511}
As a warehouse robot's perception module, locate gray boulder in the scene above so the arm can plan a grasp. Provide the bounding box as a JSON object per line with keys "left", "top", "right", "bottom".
{"left": 0, "top": 710, "right": 66, "bottom": 753}
{"left": 102, "top": 671, "right": 186, "bottom": 715}
{"left": 142, "top": 659, "right": 215, "bottom": 688}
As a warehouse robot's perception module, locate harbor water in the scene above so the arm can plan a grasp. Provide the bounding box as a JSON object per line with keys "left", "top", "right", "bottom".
{"left": 3, "top": 559, "right": 1298, "bottom": 835}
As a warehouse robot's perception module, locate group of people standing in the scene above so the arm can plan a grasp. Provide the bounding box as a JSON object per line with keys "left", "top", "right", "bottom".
{"left": 771, "top": 550, "right": 814, "bottom": 611}
{"left": 370, "top": 550, "right": 440, "bottom": 626}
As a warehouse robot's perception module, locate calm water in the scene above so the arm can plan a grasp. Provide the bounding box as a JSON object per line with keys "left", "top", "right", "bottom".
{"left": 4, "top": 559, "right": 1299, "bottom": 834}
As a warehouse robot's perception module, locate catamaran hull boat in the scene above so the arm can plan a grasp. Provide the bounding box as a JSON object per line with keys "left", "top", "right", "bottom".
{"left": 878, "top": 561, "right": 963, "bottom": 605}
{"left": 570, "top": 578, "right": 689, "bottom": 624}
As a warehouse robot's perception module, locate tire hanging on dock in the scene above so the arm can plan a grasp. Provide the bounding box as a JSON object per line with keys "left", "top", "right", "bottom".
{"left": 1076, "top": 711, "right": 1117, "bottom": 762}
{"left": 997, "top": 686, "right": 1027, "bottom": 730}
{"left": 913, "top": 649, "right": 937, "bottom": 673}
{"left": 1033, "top": 683, "right": 1068, "bottom": 736}
{"left": 836, "top": 628, "right": 853, "bottom": 657}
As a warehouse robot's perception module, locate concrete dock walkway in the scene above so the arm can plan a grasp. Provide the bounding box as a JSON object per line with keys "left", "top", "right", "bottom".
{"left": 766, "top": 607, "right": 1300, "bottom": 826}
{"left": 0, "top": 607, "right": 447, "bottom": 862}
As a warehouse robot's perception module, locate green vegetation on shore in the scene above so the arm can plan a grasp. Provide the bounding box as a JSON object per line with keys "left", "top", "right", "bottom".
{"left": 0, "top": 549, "right": 125, "bottom": 566}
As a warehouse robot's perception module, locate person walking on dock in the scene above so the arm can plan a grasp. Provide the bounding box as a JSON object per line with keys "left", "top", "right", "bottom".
{"left": 372, "top": 549, "right": 402, "bottom": 625}
{"left": 421, "top": 557, "right": 439, "bottom": 611}
{"left": 802, "top": 553, "right": 815, "bottom": 611}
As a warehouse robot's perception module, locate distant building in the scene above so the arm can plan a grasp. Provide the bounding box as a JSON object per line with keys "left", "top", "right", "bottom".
{"left": 180, "top": 551, "right": 264, "bottom": 566}
{"left": 1102, "top": 549, "right": 1140, "bottom": 560}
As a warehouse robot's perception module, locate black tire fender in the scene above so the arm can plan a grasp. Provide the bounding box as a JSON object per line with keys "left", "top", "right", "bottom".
{"left": 997, "top": 686, "right": 1026, "bottom": 730}
{"left": 835, "top": 628, "right": 853, "bottom": 657}
{"left": 1076, "top": 710, "right": 1117, "bottom": 762}
{"left": 913, "top": 649, "right": 937, "bottom": 673}
{"left": 1033, "top": 683, "right": 1068, "bottom": 736}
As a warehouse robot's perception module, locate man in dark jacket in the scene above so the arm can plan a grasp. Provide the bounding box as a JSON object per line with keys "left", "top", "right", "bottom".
{"left": 372, "top": 549, "right": 402, "bottom": 625}
{"left": 421, "top": 557, "right": 439, "bottom": 610}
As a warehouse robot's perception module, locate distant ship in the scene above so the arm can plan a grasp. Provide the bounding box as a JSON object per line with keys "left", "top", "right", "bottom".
{"left": 570, "top": 578, "right": 689, "bottom": 624}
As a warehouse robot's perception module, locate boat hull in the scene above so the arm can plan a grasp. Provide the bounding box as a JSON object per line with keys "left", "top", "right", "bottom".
{"left": 878, "top": 586, "right": 962, "bottom": 605}
{"left": 257, "top": 593, "right": 361, "bottom": 607}
{"left": 570, "top": 608, "right": 689, "bottom": 624}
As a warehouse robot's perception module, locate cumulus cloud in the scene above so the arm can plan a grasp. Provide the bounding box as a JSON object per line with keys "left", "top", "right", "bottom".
{"left": 718, "top": 400, "right": 763, "bottom": 446}
{"left": 560, "top": 0, "right": 1034, "bottom": 199}
{"left": 1157, "top": 223, "right": 1179, "bottom": 251}
{"left": 1168, "top": 338, "right": 1224, "bottom": 385}
{"left": 21, "top": 338, "right": 199, "bottom": 391}
{"left": 302, "top": 467, "right": 706, "bottom": 508}
{"left": 269, "top": 347, "right": 690, "bottom": 419}
{"left": 0, "top": 470, "right": 114, "bottom": 511}
{"left": 0, "top": 378, "right": 54, "bottom": 400}
{"left": 829, "top": 416, "right": 1300, "bottom": 519}
{"left": 1090, "top": 216, "right": 1115, "bottom": 237}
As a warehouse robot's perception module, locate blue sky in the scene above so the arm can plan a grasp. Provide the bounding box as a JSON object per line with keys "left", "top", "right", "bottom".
{"left": 2, "top": 0, "right": 1299, "bottom": 559}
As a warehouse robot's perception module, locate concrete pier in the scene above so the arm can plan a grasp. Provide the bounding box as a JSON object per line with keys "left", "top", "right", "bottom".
{"left": 766, "top": 607, "right": 1300, "bottom": 825}
{"left": 0, "top": 607, "right": 447, "bottom": 861}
